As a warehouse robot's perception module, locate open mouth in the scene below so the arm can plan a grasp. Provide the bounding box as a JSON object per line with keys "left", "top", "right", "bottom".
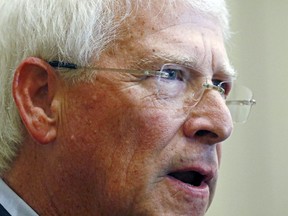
{"left": 168, "top": 171, "right": 205, "bottom": 187}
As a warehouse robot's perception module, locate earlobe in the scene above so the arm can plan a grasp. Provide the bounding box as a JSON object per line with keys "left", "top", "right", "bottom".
{"left": 13, "top": 57, "right": 59, "bottom": 144}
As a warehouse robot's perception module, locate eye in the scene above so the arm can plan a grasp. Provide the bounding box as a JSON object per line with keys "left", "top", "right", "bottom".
{"left": 212, "top": 79, "right": 232, "bottom": 97}
{"left": 156, "top": 64, "right": 189, "bottom": 99}
{"left": 160, "top": 64, "right": 191, "bottom": 82}
{"left": 161, "top": 68, "right": 185, "bottom": 81}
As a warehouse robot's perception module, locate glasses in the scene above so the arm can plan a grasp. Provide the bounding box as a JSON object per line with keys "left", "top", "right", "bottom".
{"left": 49, "top": 61, "right": 256, "bottom": 123}
{"left": 226, "top": 84, "right": 256, "bottom": 123}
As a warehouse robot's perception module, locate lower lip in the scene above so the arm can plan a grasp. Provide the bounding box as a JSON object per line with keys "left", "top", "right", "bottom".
{"left": 166, "top": 176, "right": 210, "bottom": 200}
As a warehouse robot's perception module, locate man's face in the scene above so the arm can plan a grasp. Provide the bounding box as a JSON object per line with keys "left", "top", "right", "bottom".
{"left": 50, "top": 3, "right": 233, "bottom": 216}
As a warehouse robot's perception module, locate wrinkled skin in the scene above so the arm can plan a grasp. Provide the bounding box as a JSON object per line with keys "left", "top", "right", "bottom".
{"left": 5, "top": 1, "right": 233, "bottom": 216}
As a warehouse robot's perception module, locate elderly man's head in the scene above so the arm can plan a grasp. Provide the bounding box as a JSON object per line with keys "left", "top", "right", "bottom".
{"left": 0, "top": 0, "right": 233, "bottom": 215}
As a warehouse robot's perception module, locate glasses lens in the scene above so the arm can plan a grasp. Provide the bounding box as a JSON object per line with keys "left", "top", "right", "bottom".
{"left": 226, "top": 84, "right": 255, "bottom": 123}
{"left": 156, "top": 64, "right": 205, "bottom": 109}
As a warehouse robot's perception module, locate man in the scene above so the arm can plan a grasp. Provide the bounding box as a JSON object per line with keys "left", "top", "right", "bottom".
{"left": 0, "top": 0, "right": 255, "bottom": 215}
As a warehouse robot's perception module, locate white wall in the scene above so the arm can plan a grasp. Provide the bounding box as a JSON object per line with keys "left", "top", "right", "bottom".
{"left": 207, "top": 1, "right": 288, "bottom": 215}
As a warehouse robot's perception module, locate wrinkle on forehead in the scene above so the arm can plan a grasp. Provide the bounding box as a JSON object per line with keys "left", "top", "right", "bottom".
{"left": 107, "top": 1, "right": 235, "bottom": 78}
{"left": 126, "top": 1, "right": 225, "bottom": 36}
{"left": 139, "top": 31, "right": 235, "bottom": 78}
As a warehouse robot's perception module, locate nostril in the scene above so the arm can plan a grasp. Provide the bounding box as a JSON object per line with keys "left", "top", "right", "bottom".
{"left": 195, "top": 130, "right": 218, "bottom": 139}
{"left": 183, "top": 117, "right": 231, "bottom": 143}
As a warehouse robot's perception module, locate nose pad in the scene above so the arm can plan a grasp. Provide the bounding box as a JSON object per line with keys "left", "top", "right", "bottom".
{"left": 185, "top": 80, "right": 226, "bottom": 110}
{"left": 183, "top": 90, "right": 233, "bottom": 144}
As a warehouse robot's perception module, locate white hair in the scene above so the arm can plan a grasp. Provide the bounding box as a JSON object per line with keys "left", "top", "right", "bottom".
{"left": 0, "top": 0, "right": 230, "bottom": 175}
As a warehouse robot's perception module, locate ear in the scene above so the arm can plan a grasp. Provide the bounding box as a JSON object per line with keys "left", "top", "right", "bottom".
{"left": 13, "top": 57, "right": 60, "bottom": 144}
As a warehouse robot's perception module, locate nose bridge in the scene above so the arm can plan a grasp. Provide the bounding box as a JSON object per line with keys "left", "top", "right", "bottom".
{"left": 183, "top": 89, "right": 233, "bottom": 144}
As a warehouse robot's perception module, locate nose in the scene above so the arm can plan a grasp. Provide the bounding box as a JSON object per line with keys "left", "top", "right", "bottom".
{"left": 183, "top": 90, "right": 233, "bottom": 144}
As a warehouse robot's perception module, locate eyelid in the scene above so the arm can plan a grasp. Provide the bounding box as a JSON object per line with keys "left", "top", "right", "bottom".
{"left": 214, "top": 71, "right": 236, "bottom": 83}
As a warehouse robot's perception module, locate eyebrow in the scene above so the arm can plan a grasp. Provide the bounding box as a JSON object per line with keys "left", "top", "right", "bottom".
{"left": 138, "top": 52, "right": 237, "bottom": 78}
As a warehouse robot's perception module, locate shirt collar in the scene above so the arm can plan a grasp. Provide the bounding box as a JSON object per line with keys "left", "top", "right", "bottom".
{"left": 0, "top": 178, "right": 38, "bottom": 216}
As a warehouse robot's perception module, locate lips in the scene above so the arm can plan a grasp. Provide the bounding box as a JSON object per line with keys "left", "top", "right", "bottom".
{"left": 168, "top": 171, "right": 205, "bottom": 187}
{"left": 166, "top": 166, "right": 214, "bottom": 191}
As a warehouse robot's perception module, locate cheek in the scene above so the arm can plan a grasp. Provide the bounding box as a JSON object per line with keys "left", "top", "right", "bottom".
{"left": 56, "top": 85, "right": 189, "bottom": 213}
{"left": 126, "top": 108, "right": 186, "bottom": 150}
{"left": 59, "top": 80, "right": 187, "bottom": 172}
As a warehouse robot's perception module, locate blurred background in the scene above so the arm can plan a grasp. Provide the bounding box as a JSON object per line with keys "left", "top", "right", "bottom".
{"left": 207, "top": 1, "right": 288, "bottom": 216}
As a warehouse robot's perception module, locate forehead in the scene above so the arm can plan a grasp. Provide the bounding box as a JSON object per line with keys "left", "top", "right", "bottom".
{"left": 113, "top": 1, "right": 234, "bottom": 77}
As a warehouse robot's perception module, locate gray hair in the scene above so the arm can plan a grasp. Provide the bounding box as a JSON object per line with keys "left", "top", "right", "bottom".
{"left": 0, "top": 0, "right": 230, "bottom": 175}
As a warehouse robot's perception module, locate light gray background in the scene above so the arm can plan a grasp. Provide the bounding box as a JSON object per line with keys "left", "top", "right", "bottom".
{"left": 207, "top": 1, "right": 288, "bottom": 216}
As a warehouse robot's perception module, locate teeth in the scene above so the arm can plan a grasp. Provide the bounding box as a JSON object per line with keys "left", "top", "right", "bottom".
{"left": 169, "top": 171, "right": 204, "bottom": 186}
